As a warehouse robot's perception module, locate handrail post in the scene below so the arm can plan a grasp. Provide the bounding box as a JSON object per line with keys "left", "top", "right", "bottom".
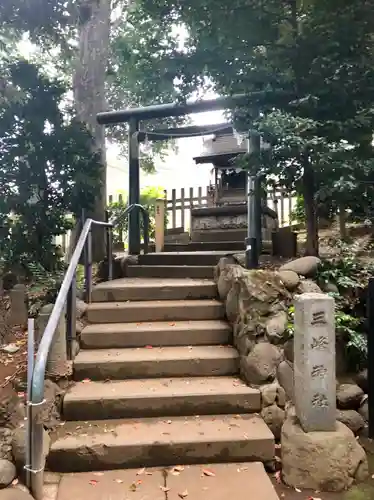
{"left": 368, "top": 277, "right": 374, "bottom": 438}
{"left": 141, "top": 206, "right": 149, "bottom": 254}
{"left": 105, "top": 210, "right": 113, "bottom": 280}
{"left": 66, "top": 272, "right": 77, "bottom": 359}
{"left": 155, "top": 198, "right": 165, "bottom": 253}
{"left": 85, "top": 228, "right": 93, "bottom": 303}
{"left": 25, "top": 318, "right": 34, "bottom": 491}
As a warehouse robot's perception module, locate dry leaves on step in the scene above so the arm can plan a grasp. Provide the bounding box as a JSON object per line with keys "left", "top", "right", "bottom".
{"left": 88, "top": 480, "right": 98, "bottom": 486}
{"left": 160, "top": 486, "right": 170, "bottom": 492}
{"left": 137, "top": 467, "right": 145, "bottom": 475}
{"left": 178, "top": 490, "right": 188, "bottom": 498}
{"left": 129, "top": 480, "right": 142, "bottom": 492}
{"left": 274, "top": 471, "right": 281, "bottom": 483}
{"left": 114, "top": 479, "right": 123, "bottom": 484}
{"left": 201, "top": 468, "right": 215, "bottom": 477}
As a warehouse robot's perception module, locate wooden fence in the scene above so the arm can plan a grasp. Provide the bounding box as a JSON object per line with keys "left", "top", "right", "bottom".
{"left": 54, "top": 186, "right": 297, "bottom": 254}
{"left": 164, "top": 186, "right": 297, "bottom": 230}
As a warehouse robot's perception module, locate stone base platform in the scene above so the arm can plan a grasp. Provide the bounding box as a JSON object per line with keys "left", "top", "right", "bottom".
{"left": 281, "top": 417, "right": 368, "bottom": 492}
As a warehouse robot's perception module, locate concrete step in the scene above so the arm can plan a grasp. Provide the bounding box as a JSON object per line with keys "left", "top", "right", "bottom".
{"left": 191, "top": 229, "right": 247, "bottom": 242}
{"left": 138, "top": 251, "right": 231, "bottom": 266}
{"left": 56, "top": 463, "right": 280, "bottom": 500}
{"left": 81, "top": 319, "right": 232, "bottom": 349}
{"left": 48, "top": 414, "right": 275, "bottom": 472}
{"left": 91, "top": 277, "right": 217, "bottom": 302}
{"left": 86, "top": 299, "right": 224, "bottom": 324}
{"left": 63, "top": 376, "right": 261, "bottom": 420}
{"left": 163, "top": 240, "right": 245, "bottom": 252}
{"left": 126, "top": 265, "right": 215, "bottom": 279}
{"left": 73, "top": 345, "right": 239, "bottom": 381}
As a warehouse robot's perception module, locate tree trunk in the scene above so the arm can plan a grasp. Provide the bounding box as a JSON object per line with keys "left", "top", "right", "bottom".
{"left": 73, "top": 0, "right": 111, "bottom": 261}
{"left": 302, "top": 160, "right": 319, "bottom": 256}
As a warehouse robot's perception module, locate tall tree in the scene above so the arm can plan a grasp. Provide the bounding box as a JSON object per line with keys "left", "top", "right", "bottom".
{"left": 0, "top": 0, "right": 182, "bottom": 259}
{"left": 133, "top": 0, "right": 374, "bottom": 255}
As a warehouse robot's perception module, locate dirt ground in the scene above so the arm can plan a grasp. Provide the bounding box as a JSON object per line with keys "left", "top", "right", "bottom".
{"left": 0, "top": 293, "right": 27, "bottom": 404}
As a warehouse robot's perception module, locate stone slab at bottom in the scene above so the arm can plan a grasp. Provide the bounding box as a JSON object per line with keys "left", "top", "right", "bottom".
{"left": 56, "top": 463, "right": 279, "bottom": 500}
{"left": 281, "top": 417, "right": 369, "bottom": 492}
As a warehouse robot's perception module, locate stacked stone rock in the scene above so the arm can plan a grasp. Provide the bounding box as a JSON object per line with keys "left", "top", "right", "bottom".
{"left": 0, "top": 380, "right": 61, "bottom": 497}
{"left": 215, "top": 254, "right": 370, "bottom": 439}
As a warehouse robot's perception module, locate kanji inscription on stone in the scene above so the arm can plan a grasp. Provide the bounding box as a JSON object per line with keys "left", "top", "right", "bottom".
{"left": 294, "top": 292, "right": 336, "bottom": 432}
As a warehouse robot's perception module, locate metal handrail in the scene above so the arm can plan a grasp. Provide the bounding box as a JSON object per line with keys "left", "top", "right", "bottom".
{"left": 28, "top": 218, "right": 111, "bottom": 500}
{"left": 28, "top": 204, "right": 149, "bottom": 500}
{"left": 107, "top": 203, "right": 150, "bottom": 254}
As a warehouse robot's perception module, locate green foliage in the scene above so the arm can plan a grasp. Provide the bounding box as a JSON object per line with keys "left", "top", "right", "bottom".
{"left": 0, "top": 60, "right": 101, "bottom": 273}
{"left": 335, "top": 310, "right": 367, "bottom": 371}
{"left": 317, "top": 243, "right": 373, "bottom": 297}
{"left": 108, "top": 186, "right": 167, "bottom": 242}
{"left": 133, "top": 0, "right": 374, "bottom": 254}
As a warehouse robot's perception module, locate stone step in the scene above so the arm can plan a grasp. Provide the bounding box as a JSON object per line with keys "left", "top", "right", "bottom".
{"left": 63, "top": 376, "right": 261, "bottom": 420}
{"left": 48, "top": 414, "right": 275, "bottom": 472}
{"left": 163, "top": 240, "right": 245, "bottom": 252}
{"left": 191, "top": 229, "right": 247, "bottom": 242}
{"left": 81, "top": 319, "right": 232, "bottom": 349}
{"left": 91, "top": 277, "right": 217, "bottom": 302}
{"left": 86, "top": 299, "right": 224, "bottom": 324}
{"left": 56, "top": 463, "right": 280, "bottom": 500}
{"left": 126, "top": 265, "right": 215, "bottom": 279}
{"left": 138, "top": 251, "right": 231, "bottom": 266}
{"left": 73, "top": 345, "right": 239, "bottom": 380}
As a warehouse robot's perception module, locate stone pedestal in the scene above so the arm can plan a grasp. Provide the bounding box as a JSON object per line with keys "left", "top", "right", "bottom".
{"left": 294, "top": 292, "right": 336, "bottom": 432}
{"left": 281, "top": 417, "right": 368, "bottom": 491}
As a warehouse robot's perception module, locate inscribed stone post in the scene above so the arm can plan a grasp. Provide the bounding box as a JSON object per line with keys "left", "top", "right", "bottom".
{"left": 155, "top": 198, "right": 165, "bottom": 253}
{"left": 9, "top": 284, "right": 28, "bottom": 326}
{"left": 294, "top": 292, "right": 336, "bottom": 432}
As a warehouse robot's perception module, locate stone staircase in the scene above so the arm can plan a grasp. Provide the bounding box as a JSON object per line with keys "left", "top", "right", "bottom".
{"left": 47, "top": 252, "right": 278, "bottom": 499}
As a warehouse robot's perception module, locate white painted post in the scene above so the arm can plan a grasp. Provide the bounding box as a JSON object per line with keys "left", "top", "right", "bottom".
{"left": 294, "top": 292, "right": 336, "bottom": 432}
{"left": 155, "top": 198, "right": 165, "bottom": 253}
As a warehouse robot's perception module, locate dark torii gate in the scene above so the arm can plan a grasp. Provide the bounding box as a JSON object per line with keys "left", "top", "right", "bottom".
{"left": 97, "top": 92, "right": 269, "bottom": 267}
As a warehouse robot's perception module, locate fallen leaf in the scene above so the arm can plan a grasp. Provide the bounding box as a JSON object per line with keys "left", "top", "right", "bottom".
{"left": 129, "top": 480, "right": 142, "bottom": 492}
{"left": 89, "top": 480, "right": 98, "bottom": 486}
{"left": 145, "top": 345, "right": 153, "bottom": 349}
{"left": 169, "top": 322, "right": 176, "bottom": 326}
{"left": 173, "top": 466, "right": 185, "bottom": 472}
{"left": 178, "top": 490, "right": 188, "bottom": 498}
{"left": 114, "top": 479, "right": 123, "bottom": 484}
{"left": 274, "top": 471, "right": 281, "bottom": 484}
{"left": 160, "top": 486, "right": 170, "bottom": 492}
{"left": 11, "top": 479, "right": 19, "bottom": 486}
{"left": 82, "top": 379, "right": 91, "bottom": 383}
{"left": 93, "top": 472, "right": 104, "bottom": 476}
{"left": 137, "top": 467, "right": 146, "bottom": 475}
{"left": 295, "top": 487, "right": 301, "bottom": 492}
{"left": 202, "top": 468, "right": 215, "bottom": 477}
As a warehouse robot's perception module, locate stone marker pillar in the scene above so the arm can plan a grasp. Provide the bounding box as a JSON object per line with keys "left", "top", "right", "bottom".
{"left": 36, "top": 304, "right": 72, "bottom": 379}
{"left": 155, "top": 198, "right": 165, "bottom": 253}
{"left": 294, "top": 292, "right": 336, "bottom": 432}
{"left": 9, "top": 284, "right": 28, "bottom": 326}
